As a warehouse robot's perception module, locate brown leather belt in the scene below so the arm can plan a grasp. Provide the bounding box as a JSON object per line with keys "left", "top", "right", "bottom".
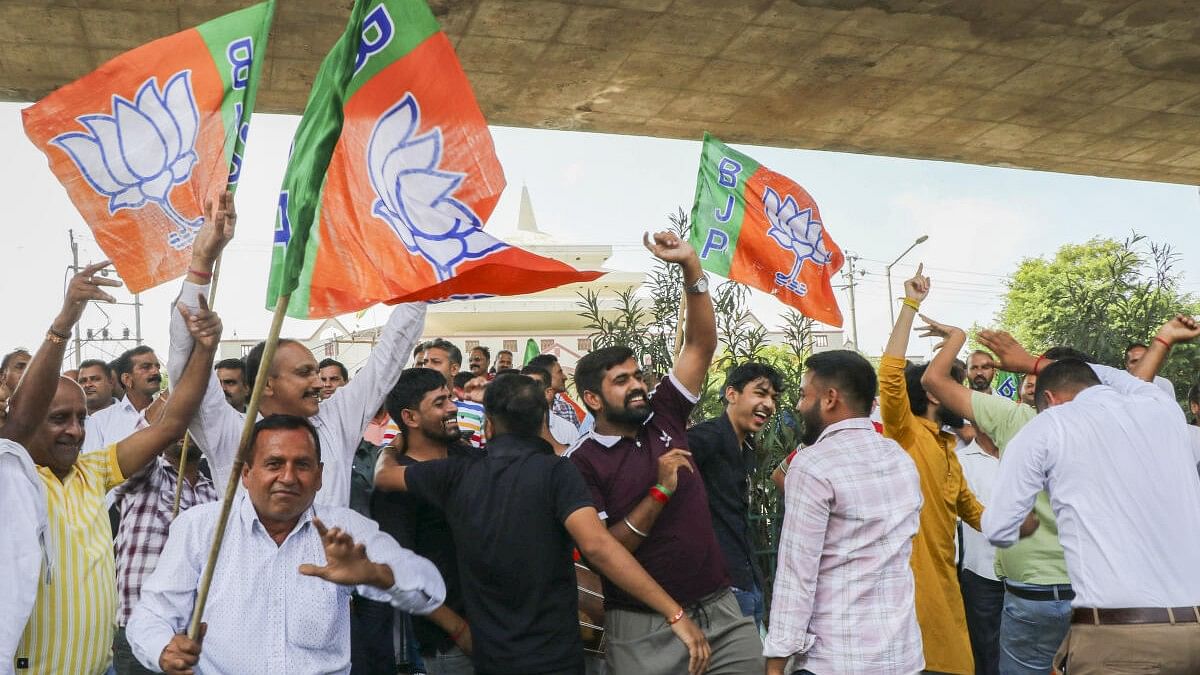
{"left": 1072, "top": 607, "right": 1200, "bottom": 625}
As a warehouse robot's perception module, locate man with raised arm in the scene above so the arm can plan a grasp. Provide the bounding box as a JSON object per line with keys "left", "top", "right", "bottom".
{"left": 5, "top": 262, "right": 220, "bottom": 675}
{"left": 981, "top": 315, "right": 1200, "bottom": 674}
{"left": 166, "top": 192, "right": 427, "bottom": 506}
{"left": 566, "top": 231, "right": 762, "bottom": 674}
{"left": 879, "top": 264, "right": 984, "bottom": 675}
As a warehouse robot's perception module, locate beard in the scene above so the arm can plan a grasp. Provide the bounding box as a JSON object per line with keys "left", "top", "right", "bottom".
{"left": 423, "top": 415, "right": 461, "bottom": 444}
{"left": 604, "top": 390, "right": 651, "bottom": 426}
{"left": 936, "top": 404, "right": 965, "bottom": 430}
{"left": 799, "top": 403, "right": 825, "bottom": 446}
{"left": 970, "top": 376, "right": 991, "bottom": 392}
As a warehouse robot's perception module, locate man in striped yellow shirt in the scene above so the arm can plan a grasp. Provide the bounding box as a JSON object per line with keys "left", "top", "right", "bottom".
{"left": 3, "top": 261, "right": 222, "bottom": 674}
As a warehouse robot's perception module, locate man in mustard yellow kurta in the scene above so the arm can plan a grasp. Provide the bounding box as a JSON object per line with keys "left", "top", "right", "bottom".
{"left": 879, "top": 264, "right": 983, "bottom": 675}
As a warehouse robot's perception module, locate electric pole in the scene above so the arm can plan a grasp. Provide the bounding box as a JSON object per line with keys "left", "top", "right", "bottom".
{"left": 69, "top": 230, "right": 82, "bottom": 368}
{"left": 841, "top": 253, "right": 864, "bottom": 350}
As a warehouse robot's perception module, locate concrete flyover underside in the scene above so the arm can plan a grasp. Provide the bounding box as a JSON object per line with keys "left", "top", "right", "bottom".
{"left": 4, "top": 0, "right": 1200, "bottom": 184}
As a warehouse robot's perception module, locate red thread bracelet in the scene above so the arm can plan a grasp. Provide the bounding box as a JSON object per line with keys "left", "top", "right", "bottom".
{"left": 189, "top": 268, "right": 213, "bottom": 281}
{"left": 451, "top": 621, "right": 467, "bottom": 643}
{"left": 667, "top": 608, "right": 684, "bottom": 625}
{"left": 1032, "top": 354, "right": 1045, "bottom": 376}
{"left": 649, "top": 486, "right": 670, "bottom": 504}
{"left": 1154, "top": 336, "right": 1171, "bottom": 349}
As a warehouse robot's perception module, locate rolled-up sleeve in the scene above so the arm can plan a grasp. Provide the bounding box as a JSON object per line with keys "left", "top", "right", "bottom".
{"left": 878, "top": 356, "right": 914, "bottom": 444}
{"left": 346, "top": 513, "right": 446, "bottom": 614}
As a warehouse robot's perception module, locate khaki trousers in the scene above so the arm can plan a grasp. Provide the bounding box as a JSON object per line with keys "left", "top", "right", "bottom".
{"left": 605, "top": 589, "right": 763, "bottom": 675}
{"left": 1057, "top": 621, "right": 1200, "bottom": 674}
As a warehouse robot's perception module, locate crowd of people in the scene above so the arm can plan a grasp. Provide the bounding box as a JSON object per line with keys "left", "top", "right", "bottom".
{"left": 2, "top": 194, "right": 1200, "bottom": 675}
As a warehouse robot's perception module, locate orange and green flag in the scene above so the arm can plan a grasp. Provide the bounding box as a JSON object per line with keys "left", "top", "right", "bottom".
{"left": 22, "top": 2, "right": 274, "bottom": 292}
{"left": 688, "top": 134, "right": 845, "bottom": 327}
{"left": 268, "top": 0, "right": 602, "bottom": 319}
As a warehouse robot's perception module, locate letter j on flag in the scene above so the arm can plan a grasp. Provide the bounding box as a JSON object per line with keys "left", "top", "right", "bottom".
{"left": 22, "top": 2, "right": 274, "bottom": 293}
{"left": 687, "top": 134, "right": 845, "bottom": 327}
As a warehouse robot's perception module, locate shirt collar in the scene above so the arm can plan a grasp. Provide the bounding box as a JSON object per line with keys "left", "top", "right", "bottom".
{"left": 486, "top": 433, "right": 554, "bottom": 457}
{"left": 237, "top": 490, "right": 315, "bottom": 539}
{"left": 813, "top": 417, "right": 875, "bottom": 444}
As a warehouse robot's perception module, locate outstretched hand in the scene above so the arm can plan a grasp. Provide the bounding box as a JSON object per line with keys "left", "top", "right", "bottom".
{"left": 643, "top": 230, "right": 697, "bottom": 266}
{"left": 299, "top": 518, "right": 394, "bottom": 589}
{"left": 977, "top": 329, "right": 1036, "bottom": 373}
{"left": 56, "top": 260, "right": 123, "bottom": 329}
{"left": 916, "top": 314, "right": 965, "bottom": 351}
{"left": 903, "top": 263, "right": 931, "bottom": 303}
{"left": 177, "top": 294, "right": 223, "bottom": 350}
{"left": 191, "top": 190, "right": 237, "bottom": 269}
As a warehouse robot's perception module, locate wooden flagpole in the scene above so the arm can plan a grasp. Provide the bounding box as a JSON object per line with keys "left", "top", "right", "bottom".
{"left": 171, "top": 255, "right": 223, "bottom": 519}
{"left": 187, "top": 293, "right": 289, "bottom": 639}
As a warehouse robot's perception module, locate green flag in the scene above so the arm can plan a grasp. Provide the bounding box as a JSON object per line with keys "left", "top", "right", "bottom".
{"left": 523, "top": 339, "right": 540, "bottom": 366}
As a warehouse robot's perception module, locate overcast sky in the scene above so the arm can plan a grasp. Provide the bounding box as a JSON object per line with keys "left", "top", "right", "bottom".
{"left": 2, "top": 101, "right": 1198, "bottom": 368}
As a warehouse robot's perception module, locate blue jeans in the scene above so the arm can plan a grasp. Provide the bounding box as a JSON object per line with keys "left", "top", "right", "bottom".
{"left": 423, "top": 644, "right": 474, "bottom": 675}
{"left": 998, "top": 586, "right": 1072, "bottom": 675}
{"left": 731, "top": 584, "right": 765, "bottom": 631}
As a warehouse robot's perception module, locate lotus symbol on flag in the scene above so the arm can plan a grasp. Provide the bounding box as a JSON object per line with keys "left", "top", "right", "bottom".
{"left": 367, "top": 93, "right": 504, "bottom": 281}
{"left": 764, "top": 187, "right": 832, "bottom": 296}
{"left": 50, "top": 71, "right": 202, "bottom": 250}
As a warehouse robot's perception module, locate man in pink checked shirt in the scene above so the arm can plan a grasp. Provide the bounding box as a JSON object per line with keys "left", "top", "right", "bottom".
{"left": 765, "top": 350, "right": 925, "bottom": 675}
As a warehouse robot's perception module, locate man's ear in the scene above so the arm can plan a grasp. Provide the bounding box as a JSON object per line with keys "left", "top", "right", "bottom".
{"left": 581, "top": 389, "right": 602, "bottom": 414}
{"left": 400, "top": 408, "right": 419, "bottom": 430}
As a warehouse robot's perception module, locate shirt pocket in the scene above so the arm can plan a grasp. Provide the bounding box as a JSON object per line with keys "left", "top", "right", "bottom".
{"left": 287, "top": 571, "right": 347, "bottom": 649}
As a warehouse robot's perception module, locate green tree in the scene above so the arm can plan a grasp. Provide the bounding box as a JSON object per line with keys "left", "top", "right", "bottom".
{"left": 997, "top": 234, "right": 1200, "bottom": 398}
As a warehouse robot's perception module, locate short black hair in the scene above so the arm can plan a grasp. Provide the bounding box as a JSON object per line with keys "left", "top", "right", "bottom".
{"left": 425, "top": 339, "right": 462, "bottom": 366}
{"left": 1035, "top": 358, "right": 1100, "bottom": 409}
{"left": 495, "top": 368, "right": 521, "bottom": 377}
{"left": 114, "top": 345, "right": 156, "bottom": 379}
{"left": 471, "top": 345, "right": 491, "bottom": 360}
{"left": 413, "top": 341, "right": 429, "bottom": 358}
{"left": 904, "top": 360, "right": 964, "bottom": 417}
{"left": 318, "top": 358, "right": 349, "bottom": 381}
{"left": 574, "top": 346, "right": 635, "bottom": 414}
{"left": 521, "top": 365, "right": 552, "bottom": 388}
{"left": 214, "top": 358, "right": 245, "bottom": 374}
{"left": 247, "top": 414, "right": 321, "bottom": 464}
{"left": 722, "top": 362, "right": 783, "bottom": 395}
{"left": 78, "top": 359, "right": 112, "bottom": 377}
{"left": 1043, "top": 346, "right": 1094, "bottom": 363}
{"left": 484, "top": 373, "right": 547, "bottom": 438}
{"left": 1, "top": 349, "right": 30, "bottom": 373}
{"left": 498, "top": 349, "right": 513, "bottom": 358}
{"left": 805, "top": 350, "right": 876, "bottom": 416}
{"left": 1125, "top": 342, "right": 1149, "bottom": 357}
{"left": 452, "top": 371, "right": 476, "bottom": 389}
{"left": 527, "top": 354, "right": 558, "bottom": 371}
{"left": 245, "top": 338, "right": 305, "bottom": 391}
{"left": 386, "top": 368, "right": 450, "bottom": 427}
{"left": 968, "top": 350, "right": 994, "bottom": 364}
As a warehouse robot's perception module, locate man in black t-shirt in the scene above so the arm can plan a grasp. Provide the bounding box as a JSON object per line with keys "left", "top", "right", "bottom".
{"left": 371, "top": 368, "right": 480, "bottom": 674}
{"left": 375, "top": 374, "right": 709, "bottom": 675}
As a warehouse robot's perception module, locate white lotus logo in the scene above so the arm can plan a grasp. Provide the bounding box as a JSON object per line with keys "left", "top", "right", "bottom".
{"left": 51, "top": 71, "right": 202, "bottom": 249}
{"left": 764, "top": 187, "right": 833, "bottom": 296}
{"left": 367, "top": 93, "right": 504, "bottom": 281}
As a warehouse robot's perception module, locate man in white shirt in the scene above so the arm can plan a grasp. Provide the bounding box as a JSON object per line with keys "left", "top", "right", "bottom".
{"left": 76, "top": 359, "right": 117, "bottom": 415}
{"left": 0, "top": 439, "right": 47, "bottom": 670}
{"left": 83, "top": 346, "right": 163, "bottom": 453}
{"left": 956, "top": 432, "right": 1002, "bottom": 675}
{"left": 1124, "top": 341, "right": 1178, "bottom": 399}
{"left": 127, "top": 415, "right": 451, "bottom": 674}
{"left": 167, "top": 193, "right": 425, "bottom": 506}
{"left": 984, "top": 316, "right": 1200, "bottom": 674}
{"left": 765, "top": 350, "right": 924, "bottom": 675}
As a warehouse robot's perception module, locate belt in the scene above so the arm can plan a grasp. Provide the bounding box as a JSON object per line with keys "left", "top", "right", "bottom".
{"left": 1073, "top": 607, "right": 1200, "bottom": 625}
{"left": 1004, "top": 581, "right": 1075, "bottom": 602}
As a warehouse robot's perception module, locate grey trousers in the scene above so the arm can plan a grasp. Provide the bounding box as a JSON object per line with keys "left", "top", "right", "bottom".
{"left": 605, "top": 588, "right": 763, "bottom": 675}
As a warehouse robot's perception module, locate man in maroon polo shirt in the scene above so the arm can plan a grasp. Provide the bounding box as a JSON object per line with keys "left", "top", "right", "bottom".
{"left": 567, "top": 230, "right": 763, "bottom": 674}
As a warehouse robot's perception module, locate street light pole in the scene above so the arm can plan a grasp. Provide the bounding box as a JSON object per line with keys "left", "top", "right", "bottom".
{"left": 886, "top": 235, "right": 929, "bottom": 325}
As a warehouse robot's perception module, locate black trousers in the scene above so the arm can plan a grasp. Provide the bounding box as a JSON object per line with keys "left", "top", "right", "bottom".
{"left": 959, "top": 568, "right": 1004, "bottom": 675}
{"left": 351, "top": 595, "right": 397, "bottom": 675}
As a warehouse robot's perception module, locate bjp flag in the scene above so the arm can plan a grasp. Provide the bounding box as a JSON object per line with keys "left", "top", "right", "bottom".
{"left": 268, "top": 0, "right": 602, "bottom": 319}
{"left": 22, "top": 2, "right": 274, "bottom": 293}
{"left": 688, "top": 134, "right": 845, "bottom": 327}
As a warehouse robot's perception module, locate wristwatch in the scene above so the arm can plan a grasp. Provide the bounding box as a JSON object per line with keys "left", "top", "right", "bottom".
{"left": 685, "top": 274, "right": 710, "bottom": 295}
